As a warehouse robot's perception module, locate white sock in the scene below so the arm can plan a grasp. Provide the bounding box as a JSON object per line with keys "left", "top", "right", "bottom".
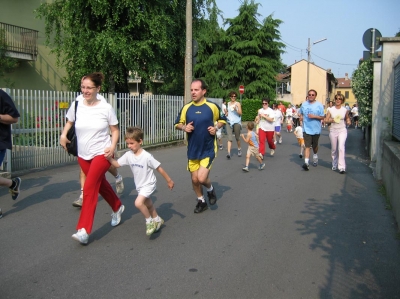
{"left": 145, "top": 217, "right": 153, "bottom": 224}
{"left": 313, "top": 154, "right": 318, "bottom": 159}
{"left": 206, "top": 185, "right": 213, "bottom": 192}
{"left": 153, "top": 216, "right": 160, "bottom": 222}
{"left": 197, "top": 196, "right": 205, "bottom": 202}
{"left": 305, "top": 158, "right": 309, "bottom": 164}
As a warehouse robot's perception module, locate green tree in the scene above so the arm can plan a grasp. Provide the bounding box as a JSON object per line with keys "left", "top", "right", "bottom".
{"left": 395, "top": 29, "right": 400, "bottom": 37}
{"left": 36, "top": 0, "right": 214, "bottom": 93}
{"left": 352, "top": 59, "right": 373, "bottom": 127}
{"left": 194, "top": 0, "right": 285, "bottom": 99}
{"left": 0, "top": 29, "right": 19, "bottom": 87}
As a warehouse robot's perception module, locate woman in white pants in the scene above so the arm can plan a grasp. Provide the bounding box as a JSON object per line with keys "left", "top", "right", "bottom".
{"left": 325, "top": 94, "right": 351, "bottom": 174}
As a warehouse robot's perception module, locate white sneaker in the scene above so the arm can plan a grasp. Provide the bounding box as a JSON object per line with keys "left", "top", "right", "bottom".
{"left": 154, "top": 217, "right": 164, "bottom": 232}
{"left": 270, "top": 149, "right": 275, "bottom": 156}
{"left": 72, "top": 228, "right": 89, "bottom": 244}
{"left": 72, "top": 192, "right": 83, "bottom": 207}
{"left": 279, "top": 137, "right": 282, "bottom": 144}
{"left": 111, "top": 205, "right": 125, "bottom": 227}
{"left": 313, "top": 155, "right": 318, "bottom": 166}
{"left": 116, "top": 175, "right": 124, "bottom": 195}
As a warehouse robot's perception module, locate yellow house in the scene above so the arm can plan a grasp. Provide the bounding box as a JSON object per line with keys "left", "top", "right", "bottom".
{"left": 335, "top": 73, "right": 356, "bottom": 107}
{"left": 285, "top": 59, "right": 336, "bottom": 106}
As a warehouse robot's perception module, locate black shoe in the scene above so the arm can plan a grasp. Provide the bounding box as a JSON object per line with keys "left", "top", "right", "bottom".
{"left": 226, "top": 154, "right": 231, "bottom": 159}
{"left": 302, "top": 163, "right": 309, "bottom": 171}
{"left": 207, "top": 189, "right": 217, "bottom": 205}
{"left": 299, "top": 154, "right": 303, "bottom": 158}
{"left": 339, "top": 169, "right": 346, "bottom": 174}
{"left": 194, "top": 200, "right": 208, "bottom": 213}
{"left": 9, "top": 177, "right": 21, "bottom": 200}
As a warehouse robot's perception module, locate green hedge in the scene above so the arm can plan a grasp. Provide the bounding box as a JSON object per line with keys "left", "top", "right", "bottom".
{"left": 228, "top": 99, "right": 292, "bottom": 121}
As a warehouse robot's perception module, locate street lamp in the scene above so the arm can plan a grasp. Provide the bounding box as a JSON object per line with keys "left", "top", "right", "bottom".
{"left": 306, "top": 37, "right": 327, "bottom": 95}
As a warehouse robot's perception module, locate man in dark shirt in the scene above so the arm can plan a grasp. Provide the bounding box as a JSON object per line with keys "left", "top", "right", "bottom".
{"left": 0, "top": 89, "right": 21, "bottom": 218}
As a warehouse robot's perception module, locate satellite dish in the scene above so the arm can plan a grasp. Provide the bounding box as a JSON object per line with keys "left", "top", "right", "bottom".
{"left": 362, "top": 28, "right": 382, "bottom": 52}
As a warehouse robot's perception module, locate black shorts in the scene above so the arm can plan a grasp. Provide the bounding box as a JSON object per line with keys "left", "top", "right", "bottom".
{"left": 353, "top": 116, "right": 359, "bottom": 121}
{"left": 303, "top": 132, "right": 320, "bottom": 148}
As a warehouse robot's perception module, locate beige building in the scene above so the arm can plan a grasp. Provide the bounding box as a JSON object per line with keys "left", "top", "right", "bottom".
{"left": 283, "top": 60, "right": 336, "bottom": 106}
{"left": 335, "top": 73, "right": 356, "bottom": 107}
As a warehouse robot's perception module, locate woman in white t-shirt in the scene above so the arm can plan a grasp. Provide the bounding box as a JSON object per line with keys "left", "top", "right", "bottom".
{"left": 325, "top": 94, "right": 351, "bottom": 174}
{"left": 60, "top": 72, "right": 125, "bottom": 245}
{"left": 272, "top": 103, "right": 283, "bottom": 144}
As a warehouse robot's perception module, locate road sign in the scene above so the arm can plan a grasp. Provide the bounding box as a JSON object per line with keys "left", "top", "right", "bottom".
{"left": 239, "top": 85, "right": 245, "bottom": 94}
{"left": 362, "top": 28, "right": 382, "bottom": 52}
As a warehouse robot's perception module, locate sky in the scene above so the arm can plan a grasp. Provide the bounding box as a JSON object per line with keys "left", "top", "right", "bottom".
{"left": 215, "top": 0, "right": 400, "bottom": 78}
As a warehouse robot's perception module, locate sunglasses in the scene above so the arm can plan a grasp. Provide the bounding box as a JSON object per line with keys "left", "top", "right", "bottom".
{"left": 262, "top": 103, "right": 268, "bottom": 105}
{"left": 308, "top": 94, "right": 316, "bottom": 96}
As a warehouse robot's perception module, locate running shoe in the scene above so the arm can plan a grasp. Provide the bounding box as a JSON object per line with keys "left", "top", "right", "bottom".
{"left": 154, "top": 217, "right": 164, "bottom": 232}
{"left": 116, "top": 175, "right": 124, "bottom": 195}
{"left": 226, "top": 154, "right": 231, "bottom": 159}
{"left": 72, "top": 192, "right": 83, "bottom": 207}
{"left": 111, "top": 205, "right": 125, "bottom": 226}
{"left": 146, "top": 220, "right": 157, "bottom": 236}
{"left": 259, "top": 163, "right": 265, "bottom": 170}
{"left": 194, "top": 200, "right": 208, "bottom": 213}
{"left": 339, "top": 169, "right": 346, "bottom": 174}
{"left": 207, "top": 189, "right": 217, "bottom": 205}
{"left": 9, "top": 177, "right": 21, "bottom": 200}
{"left": 72, "top": 228, "right": 89, "bottom": 245}
{"left": 270, "top": 149, "right": 275, "bottom": 156}
{"left": 242, "top": 166, "right": 249, "bottom": 172}
{"left": 302, "top": 163, "right": 309, "bottom": 171}
{"left": 237, "top": 149, "right": 242, "bottom": 157}
{"left": 312, "top": 156, "right": 318, "bottom": 167}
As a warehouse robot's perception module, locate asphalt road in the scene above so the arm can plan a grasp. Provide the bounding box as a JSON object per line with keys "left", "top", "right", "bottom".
{"left": 1, "top": 127, "right": 400, "bottom": 299}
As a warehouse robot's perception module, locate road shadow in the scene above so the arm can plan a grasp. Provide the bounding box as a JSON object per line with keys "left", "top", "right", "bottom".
{"left": 296, "top": 129, "right": 400, "bottom": 298}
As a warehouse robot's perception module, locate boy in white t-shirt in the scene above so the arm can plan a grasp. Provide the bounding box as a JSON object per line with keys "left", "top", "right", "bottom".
{"left": 107, "top": 127, "right": 174, "bottom": 236}
{"left": 293, "top": 125, "right": 305, "bottom": 158}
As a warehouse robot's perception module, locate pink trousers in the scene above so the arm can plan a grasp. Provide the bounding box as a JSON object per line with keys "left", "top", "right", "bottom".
{"left": 77, "top": 155, "right": 122, "bottom": 234}
{"left": 329, "top": 128, "right": 347, "bottom": 170}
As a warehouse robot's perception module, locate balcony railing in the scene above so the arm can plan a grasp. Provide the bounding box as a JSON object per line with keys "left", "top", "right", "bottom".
{"left": 0, "top": 22, "right": 38, "bottom": 61}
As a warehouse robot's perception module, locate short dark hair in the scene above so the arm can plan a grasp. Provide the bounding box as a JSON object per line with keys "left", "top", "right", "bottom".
{"left": 262, "top": 98, "right": 270, "bottom": 104}
{"left": 192, "top": 78, "right": 208, "bottom": 90}
{"left": 308, "top": 89, "right": 317, "bottom": 96}
{"left": 229, "top": 91, "right": 237, "bottom": 97}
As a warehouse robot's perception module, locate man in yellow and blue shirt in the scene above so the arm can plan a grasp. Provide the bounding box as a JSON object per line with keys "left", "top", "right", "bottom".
{"left": 174, "top": 79, "right": 226, "bottom": 213}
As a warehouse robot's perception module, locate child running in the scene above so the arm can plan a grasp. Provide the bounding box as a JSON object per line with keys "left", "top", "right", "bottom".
{"left": 107, "top": 127, "right": 174, "bottom": 236}
{"left": 240, "top": 121, "right": 265, "bottom": 171}
{"left": 294, "top": 125, "right": 305, "bottom": 158}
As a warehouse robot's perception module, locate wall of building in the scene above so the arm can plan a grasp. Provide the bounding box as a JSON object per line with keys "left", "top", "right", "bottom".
{"left": 373, "top": 38, "right": 400, "bottom": 179}
{"left": 290, "top": 60, "right": 328, "bottom": 106}
{"left": 0, "top": 0, "right": 67, "bottom": 90}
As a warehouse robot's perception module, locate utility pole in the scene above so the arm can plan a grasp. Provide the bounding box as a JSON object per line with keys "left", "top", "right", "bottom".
{"left": 184, "top": 0, "right": 192, "bottom": 104}
{"left": 306, "top": 37, "right": 327, "bottom": 97}
{"left": 306, "top": 38, "right": 310, "bottom": 95}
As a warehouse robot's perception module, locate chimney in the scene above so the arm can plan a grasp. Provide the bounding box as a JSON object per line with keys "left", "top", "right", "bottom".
{"left": 345, "top": 73, "right": 348, "bottom": 80}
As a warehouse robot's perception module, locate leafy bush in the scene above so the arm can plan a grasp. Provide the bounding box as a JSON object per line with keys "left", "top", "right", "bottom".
{"left": 352, "top": 59, "right": 373, "bottom": 127}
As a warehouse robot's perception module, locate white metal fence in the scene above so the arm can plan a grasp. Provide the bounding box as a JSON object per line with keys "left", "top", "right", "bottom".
{"left": 2, "top": 89, "right": 184, "bottom": 173}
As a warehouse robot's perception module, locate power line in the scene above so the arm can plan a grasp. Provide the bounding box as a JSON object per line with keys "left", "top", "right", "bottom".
{"left": 312, "top": 52, "right": 358, "bottom": 66}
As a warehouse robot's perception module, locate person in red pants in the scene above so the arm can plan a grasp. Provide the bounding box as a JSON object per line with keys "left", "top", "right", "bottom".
{"left": 60, "top": 72, "right": 124, "bottom": 245}
{"left": 256, "top": 98, "right": 276, "bottom": 159}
